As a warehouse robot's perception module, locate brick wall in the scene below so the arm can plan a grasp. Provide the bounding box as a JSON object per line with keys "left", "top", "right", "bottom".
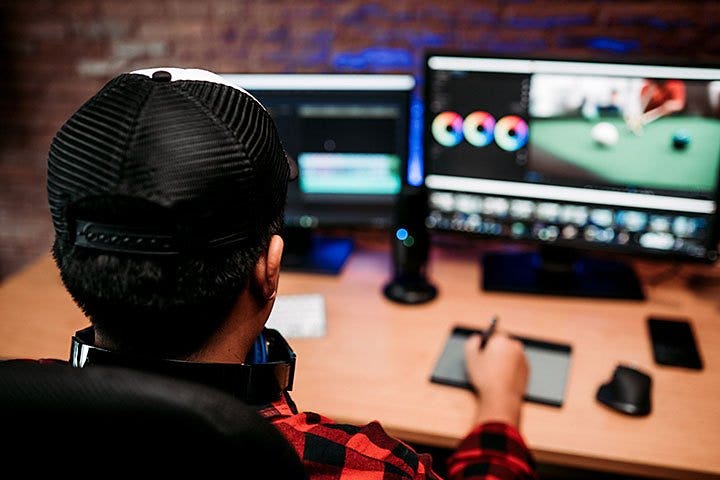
{"left": 2, "top": 0, "right": 719, "bottom": 280}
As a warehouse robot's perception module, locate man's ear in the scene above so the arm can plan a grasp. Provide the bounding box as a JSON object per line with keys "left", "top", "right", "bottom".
{"left": 253, "top": 234, "right": 284, "bottom": 301}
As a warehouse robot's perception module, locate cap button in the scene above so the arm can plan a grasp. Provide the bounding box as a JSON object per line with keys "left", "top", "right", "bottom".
{"left": 152, "top": 70, "right": 172, "bottom": 82}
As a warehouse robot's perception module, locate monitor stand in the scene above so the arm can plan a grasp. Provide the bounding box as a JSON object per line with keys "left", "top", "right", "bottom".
{"left": 281, "top": 226, "right": 354, "bottom": 275}
{"left": 481, "top": 246, "right": 644, "bottom": 300}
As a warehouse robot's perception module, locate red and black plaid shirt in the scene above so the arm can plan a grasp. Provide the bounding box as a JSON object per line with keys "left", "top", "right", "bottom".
{"left": 25, "top": 357, "right": 535, "bottom": 478}
{"left": 261, "top": 392, "right": 538, "bottom": 480}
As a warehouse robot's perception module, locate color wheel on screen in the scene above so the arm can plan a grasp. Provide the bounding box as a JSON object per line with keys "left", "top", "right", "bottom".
{"left": 463, "top": 111, "right": 496, "bottom": 147}
{"left": 494, "top": 115, "right": 529, "bottom": 151}
{"left": 432, "top": 112, "right": 464, "bottom": 147}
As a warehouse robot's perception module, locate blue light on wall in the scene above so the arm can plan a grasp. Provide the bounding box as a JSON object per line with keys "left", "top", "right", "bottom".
{"left": 333, "top": 47, "right": 414, "bottom": 70}
{"left": 588, "top": 37, "right": 639, "bottom": 54}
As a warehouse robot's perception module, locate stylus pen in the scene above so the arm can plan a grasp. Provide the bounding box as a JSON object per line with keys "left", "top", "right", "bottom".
{"left": 480, "top": 316, "right": 498, "bottom": 350}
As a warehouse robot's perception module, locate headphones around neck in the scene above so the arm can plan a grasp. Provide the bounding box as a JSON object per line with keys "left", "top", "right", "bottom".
{"left": 70, "top": 327, "right": 295, "bottom": 405}
{"left": 248, "top": 330, "right": 269, "bottom": 364}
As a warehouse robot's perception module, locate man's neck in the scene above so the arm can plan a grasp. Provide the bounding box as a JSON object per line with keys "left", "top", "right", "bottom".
{"left": 94, "top": 289, "right": 271, "bottom": 364}
{"left": 189, "top": 287, "right": 271, "bottom": 363}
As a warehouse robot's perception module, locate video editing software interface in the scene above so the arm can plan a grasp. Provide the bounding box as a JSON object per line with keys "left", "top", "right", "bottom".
{"left": 224, "top": 74, "right": 415, "bottom": 230}
{"left": 424, "top": 55, "right": 720, "bottom": 261}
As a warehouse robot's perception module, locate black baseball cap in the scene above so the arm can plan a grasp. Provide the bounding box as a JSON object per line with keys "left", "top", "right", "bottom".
{"left": 48, "top": 67, "right": 297, "bottom": 256}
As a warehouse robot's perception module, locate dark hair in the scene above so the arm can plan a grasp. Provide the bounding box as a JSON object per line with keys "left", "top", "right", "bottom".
{"left": 52, "top": 196, "right": 285, "bottom": 359}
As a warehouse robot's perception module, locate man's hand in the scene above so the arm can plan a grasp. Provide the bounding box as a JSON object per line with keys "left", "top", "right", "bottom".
{"left": 464, "top": 333, "right": 529, "bottom": 428}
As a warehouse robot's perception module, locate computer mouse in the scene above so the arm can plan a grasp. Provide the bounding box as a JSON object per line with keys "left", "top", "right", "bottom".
{"left": 596, "top": 364, "right": 652, "bottom": 416}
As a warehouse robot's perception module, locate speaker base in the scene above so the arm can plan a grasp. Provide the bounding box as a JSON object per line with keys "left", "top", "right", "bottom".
{"left": 383, "top": 277, "right": 438, "bottom": 305}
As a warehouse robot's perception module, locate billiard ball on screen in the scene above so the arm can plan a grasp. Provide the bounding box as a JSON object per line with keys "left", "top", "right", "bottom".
{"left": 591, "top": 122, "right": 619, "bottom": 147}
{"left": 672, "top": 130, "right": 690, "bottom": 150}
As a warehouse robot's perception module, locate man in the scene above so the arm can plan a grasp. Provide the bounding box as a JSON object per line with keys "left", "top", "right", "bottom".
{"left": 47, "top": 67, "right": 536, "bottom": 479}
{"left": 625, "top": 78, "right": 686, "bottom": 135}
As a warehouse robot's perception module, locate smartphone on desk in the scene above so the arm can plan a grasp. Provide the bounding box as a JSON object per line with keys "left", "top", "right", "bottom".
{"left": 648, "top": 316, "right": 703, "bottom": 370}
{"left": 430, "top": 326, "right": 572, "bottom": 407}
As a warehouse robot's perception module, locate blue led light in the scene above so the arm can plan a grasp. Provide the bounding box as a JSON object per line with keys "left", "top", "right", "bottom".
{"left": 396, "top": 228, "right": 409, "bottom": 241}
{"left": 407, "top": 96, "right": 424, "bottom": 186}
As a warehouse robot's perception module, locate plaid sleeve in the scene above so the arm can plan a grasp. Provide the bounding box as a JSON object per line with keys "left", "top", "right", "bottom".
{"left": 264, "top": 394, "right": 442, "bottom": 479}
{"left": 446, "top": 422, "right": 538, "bottom": 480}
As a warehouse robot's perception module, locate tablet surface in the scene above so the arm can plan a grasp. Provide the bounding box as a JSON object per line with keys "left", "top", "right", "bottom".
{"left": 430, "top": 326, "right": 572, "bottom": 407}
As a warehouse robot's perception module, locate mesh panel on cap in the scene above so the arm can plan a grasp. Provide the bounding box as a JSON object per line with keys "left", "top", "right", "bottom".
{"left": 48, "top": 74, "right": 151, "bottom": 239}
{"left": 171, "top": 80, "right": 290, "bottom": 238}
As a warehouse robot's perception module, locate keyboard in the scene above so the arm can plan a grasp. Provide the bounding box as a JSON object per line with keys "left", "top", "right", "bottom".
{"left": 266, "top": 293, "right": 327, "bottom": 338}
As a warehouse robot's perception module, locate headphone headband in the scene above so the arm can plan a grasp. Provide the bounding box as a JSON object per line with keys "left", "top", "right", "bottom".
{"left": 70, "top": 327, "right": 295, "bottom": 405}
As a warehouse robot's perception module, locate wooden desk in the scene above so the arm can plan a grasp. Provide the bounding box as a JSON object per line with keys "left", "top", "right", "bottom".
{"left": 1, "top": 242, "right": 719, "bottom": 479}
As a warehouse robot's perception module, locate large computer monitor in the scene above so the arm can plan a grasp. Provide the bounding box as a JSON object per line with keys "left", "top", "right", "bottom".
{"left": 423, "top": 53, "right": 720, "bottom": 299}
{"left": 223, "top": 73, "right": 415, "bottom": 274}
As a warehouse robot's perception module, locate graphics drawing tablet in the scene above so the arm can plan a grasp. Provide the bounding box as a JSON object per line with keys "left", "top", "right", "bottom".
{"left": 430, "top": 326, "right": 572, "bottom": 407}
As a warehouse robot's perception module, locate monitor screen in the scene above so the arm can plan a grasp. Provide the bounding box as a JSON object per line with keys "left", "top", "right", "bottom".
{"left": 423, "top": 54, "right": 720, "bottom": 265}
{"left": 222, "top": 73, "right": 415, "bottom": 274}
{"left": 223, "top": 74, "right": 415, "bottom": 230}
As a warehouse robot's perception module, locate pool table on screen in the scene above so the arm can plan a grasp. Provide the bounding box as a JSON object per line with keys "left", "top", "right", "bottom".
{"left": 529, "top": 116, "right": 720, "bottom": 192}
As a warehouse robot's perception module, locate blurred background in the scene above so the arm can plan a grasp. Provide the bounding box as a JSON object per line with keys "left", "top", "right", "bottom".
{"left": 2, "top": 0, "right": 720, "bottom": 281}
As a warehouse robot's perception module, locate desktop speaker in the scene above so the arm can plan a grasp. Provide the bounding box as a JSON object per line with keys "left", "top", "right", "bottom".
{"left": 383, "top": 185, "right": 438, "bottom": 304}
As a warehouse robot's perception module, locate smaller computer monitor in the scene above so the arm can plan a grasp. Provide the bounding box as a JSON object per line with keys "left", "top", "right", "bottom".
{"left": 223, "top": 73, "right": 416, "bottom": 273}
